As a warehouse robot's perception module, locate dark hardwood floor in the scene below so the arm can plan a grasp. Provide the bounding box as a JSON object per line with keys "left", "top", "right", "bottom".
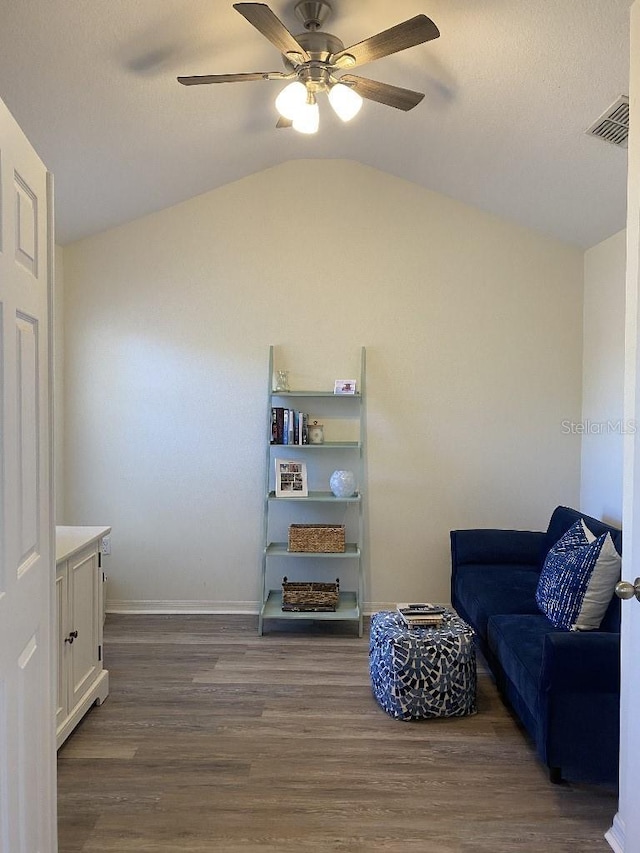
{"left": 57, "top": 615, "right": 617, "bottom": 852}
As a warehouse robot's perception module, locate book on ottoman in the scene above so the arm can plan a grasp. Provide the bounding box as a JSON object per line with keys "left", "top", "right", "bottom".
{"left": 396, "top": 603, "right": 445, "bottom": 628}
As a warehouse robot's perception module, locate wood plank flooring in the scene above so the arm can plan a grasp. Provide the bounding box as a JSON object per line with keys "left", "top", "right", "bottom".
{"left": 57, "top": 615, "right": 618, "bottom": 852}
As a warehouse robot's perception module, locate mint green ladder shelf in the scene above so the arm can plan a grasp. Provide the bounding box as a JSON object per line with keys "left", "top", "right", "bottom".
{"left": 259, "top": 346, "right": 365, "bottom": 636}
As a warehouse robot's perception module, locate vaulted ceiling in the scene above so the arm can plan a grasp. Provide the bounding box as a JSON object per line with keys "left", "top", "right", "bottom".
{"left": 0, "top": 0, "right": 632, "bottom": 247}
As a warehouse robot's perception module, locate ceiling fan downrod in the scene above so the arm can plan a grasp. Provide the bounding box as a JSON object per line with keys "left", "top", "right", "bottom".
{"left": 294, "top": 0, "right": 332, "bottom": 31}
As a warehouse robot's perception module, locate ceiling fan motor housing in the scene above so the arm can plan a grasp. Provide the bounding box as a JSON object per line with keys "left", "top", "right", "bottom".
{"left": 282, "top": 30, "right": 345, "bottom": 69}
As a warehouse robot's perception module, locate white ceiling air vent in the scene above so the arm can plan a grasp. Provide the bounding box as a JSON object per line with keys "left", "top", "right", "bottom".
{"left": 586, "top": 95, "right": 629, "bottom": 148}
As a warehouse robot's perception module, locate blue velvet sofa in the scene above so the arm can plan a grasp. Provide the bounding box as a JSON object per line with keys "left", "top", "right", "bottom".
{"left": 451, "top": 505, "right": 621, "bottom": 785}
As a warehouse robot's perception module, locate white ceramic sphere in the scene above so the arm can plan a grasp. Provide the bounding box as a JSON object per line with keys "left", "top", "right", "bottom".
{"left": 330, "top": 470, "right": 357, "bottom": 498}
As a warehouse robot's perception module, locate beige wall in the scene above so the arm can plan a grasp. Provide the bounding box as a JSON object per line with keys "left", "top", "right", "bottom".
{"left": 54, "top": 243, "right": 65, "bottom": 521}
{"left": 581, "top": 229, "right": 626, "bottom": 526}
{"left": 62, "top": 160, "right": 584, "bottom": 610}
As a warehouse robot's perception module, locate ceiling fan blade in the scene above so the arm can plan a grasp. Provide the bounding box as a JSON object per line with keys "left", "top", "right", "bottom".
{"left": 178, "top": 71, "right": 287, "bottom": 85}
{"left": 332, "top": 15, "right": 439, "bottom": 69}
{"left": 276, "top": 116, "right": 293, "bottom": 128}
{"left": 339, "top": 75, "right": 425, "bottom": 111}
{"left": 233, "top": 3, "right": 310, "bottom": 60}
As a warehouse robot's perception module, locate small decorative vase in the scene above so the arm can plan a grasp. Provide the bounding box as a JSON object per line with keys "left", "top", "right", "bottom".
{"left": 275, "top": 369, "right": 290, "bottom": 392}
{"left": 330, "top": 470, "right": 357, "bottom": 498}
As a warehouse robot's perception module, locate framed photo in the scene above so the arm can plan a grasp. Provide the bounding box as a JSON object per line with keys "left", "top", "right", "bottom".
{"left": 334, "top": 379, "right": 357, "bottom": 395}
{"left": 274, "top": 458, "right": 308, "bottom": 497}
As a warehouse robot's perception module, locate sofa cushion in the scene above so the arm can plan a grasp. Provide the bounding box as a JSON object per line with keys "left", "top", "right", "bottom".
{"left": 487, "top": 614, "right": 562, "bottom": 723}
{"left": 536, "top": 520, "right": 621, "bottom": 631}
{"left": 453, "top": 564, "right": 540, "bottom": 640}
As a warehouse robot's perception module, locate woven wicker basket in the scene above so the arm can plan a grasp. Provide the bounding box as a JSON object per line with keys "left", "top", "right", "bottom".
{"left": 281, "top": 577, "right": 340, "bottom": 611}
{"left": 288, "top": 523, "right": 345, "bottom": 553}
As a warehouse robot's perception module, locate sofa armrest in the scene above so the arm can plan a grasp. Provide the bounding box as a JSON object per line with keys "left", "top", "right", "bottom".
{"left": 541, "top": 631, "right": 620, "bottom": 694}
{"left": 450, "top": 529, "right": 546, "bottom": 571}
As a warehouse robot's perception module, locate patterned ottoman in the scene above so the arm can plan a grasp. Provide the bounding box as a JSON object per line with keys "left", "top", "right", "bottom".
{"left": 369, "top": 610, "right": 477, "bottom": 720}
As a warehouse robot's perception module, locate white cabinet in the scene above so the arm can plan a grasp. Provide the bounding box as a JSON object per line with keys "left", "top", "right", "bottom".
{"left": 55, "top": 526, "right": 110, "bottom": 748}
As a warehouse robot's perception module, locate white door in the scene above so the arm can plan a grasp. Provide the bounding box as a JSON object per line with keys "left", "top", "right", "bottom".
{"left": 606, "top": 5, "right": 640, "bottom": 851}
{"left": 0, "top": 96, "right": 56, "bottom": 851}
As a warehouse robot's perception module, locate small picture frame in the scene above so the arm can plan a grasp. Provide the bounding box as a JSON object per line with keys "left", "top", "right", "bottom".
{"left": 274, "top": 458, "right": 308, "bottom": 497}
{"left": 334, "top": 379, "right": 357, "bottom": 395}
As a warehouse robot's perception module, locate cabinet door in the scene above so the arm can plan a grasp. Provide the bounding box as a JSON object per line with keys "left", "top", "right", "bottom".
{"left": 68, "top": 545, "right": 100, "bottom": 710}
{"left": 55, "top": 565, "right": 68, "bottom": 729}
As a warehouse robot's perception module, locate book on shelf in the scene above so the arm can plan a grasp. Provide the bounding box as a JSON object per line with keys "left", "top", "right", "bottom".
{"left": 270, "top": 407, "right": 308, "bottom": 445}
{"left": 288, "top": 408, "right": 295, "bottom": 445}
{"left": 271, "top": 407, "right": 285, "bottom": 444}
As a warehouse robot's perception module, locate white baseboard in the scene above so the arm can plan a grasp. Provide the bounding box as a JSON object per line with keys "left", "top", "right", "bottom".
{"left": 106, "top": 600, "right": 260, "bottom": 615}
{"left": 605, "top": 813, "right": 625, "bottom": 853}
{"left": 106, "top": 600, "right": 453, "bottom": 616}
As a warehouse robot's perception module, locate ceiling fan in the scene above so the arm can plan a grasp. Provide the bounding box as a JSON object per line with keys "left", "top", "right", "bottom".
{"left": 177, "top": 1, "right": 440, "bottom": 134}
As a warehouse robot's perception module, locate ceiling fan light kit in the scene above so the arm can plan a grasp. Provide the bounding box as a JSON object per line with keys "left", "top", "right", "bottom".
{"left": 275, "top": 79, "right": 361, "bottom": 130}
{"left": 177, "top": 1, "right": 440, "bottom": 134}
{"left": 327, "top": 82, "right": 362, "bottom": 122}
{"left": 275, "top": 80, "right": 307, "bottom": 120}
{"left": 292, "top": 96, "right": 319, "bottom": 133}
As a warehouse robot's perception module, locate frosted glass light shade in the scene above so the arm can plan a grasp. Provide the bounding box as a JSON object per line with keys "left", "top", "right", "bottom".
{"left": 292, "top": 100, "right": 319, "bottom": 134}
{"left": 328, "top": 83, "right": 363, "bottom": 122}
{"left": 275, "top": 81, "right": 308, "bottom": 120}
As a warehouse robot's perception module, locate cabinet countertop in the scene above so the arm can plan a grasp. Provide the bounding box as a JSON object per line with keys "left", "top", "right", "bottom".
{"left": 56, "top": 526, "right": 112, "bottom": 564}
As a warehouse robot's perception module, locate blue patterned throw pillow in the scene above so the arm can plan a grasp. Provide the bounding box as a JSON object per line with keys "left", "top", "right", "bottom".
{"left": 536, "top": 519, "right": 621, "bottom": 631}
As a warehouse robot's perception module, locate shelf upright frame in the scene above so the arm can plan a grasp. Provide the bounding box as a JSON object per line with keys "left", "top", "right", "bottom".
{"left": 258, "top": 344, "right": 276, "bottom": 637}
{"left": 357, "top": 345, "right": 365, "bottom": 637}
